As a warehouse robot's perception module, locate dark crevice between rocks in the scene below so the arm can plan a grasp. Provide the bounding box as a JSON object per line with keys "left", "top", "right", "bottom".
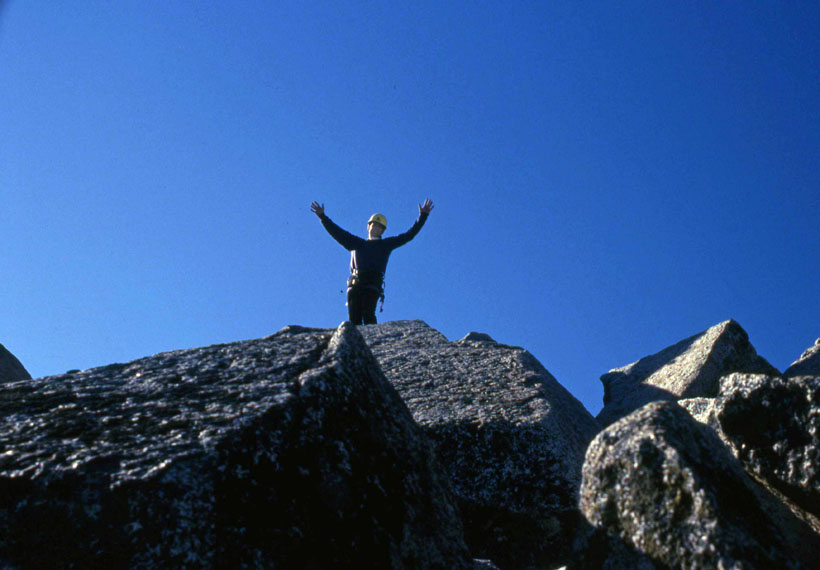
{"left": 461, "top": 499, "right": 582, "bottom": 570}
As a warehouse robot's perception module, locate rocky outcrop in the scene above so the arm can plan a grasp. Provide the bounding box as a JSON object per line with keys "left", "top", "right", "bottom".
{"left": 577, "top": 401, "right": 820, "bottom": 569}
{"left": 0, "top": 343, "right": 30, "bottom": 383}
{"left": 360, "top": 321, "right": 600, "bottom": 570}
{"left": 0, "top": 323, "right": 470, "bottom": 569}
{"left": 677, "top": 396, "right": 720, "bottom": 428}
{"left": 784, "top": 338, "right": 820, "bottom": 377}
{"left": 6, "top": 317, "right": 820, "bottom": 569}
{"left": 714, "top": 372, "right": 820, "bottom": 521}
{"left": 597, "top": 320, "right": 777, "bottom": 427}
{"left": 459, "top": 332, "right": 497, "bottom": 343}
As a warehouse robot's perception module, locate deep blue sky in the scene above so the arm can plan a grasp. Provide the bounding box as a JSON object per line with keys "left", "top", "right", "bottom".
{"left": 2, "top": 2, "right": 818, "bottom": 415}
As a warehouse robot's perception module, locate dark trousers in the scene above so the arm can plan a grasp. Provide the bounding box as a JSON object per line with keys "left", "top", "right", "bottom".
{"left": 347, "top": 286, "right": 381, "bottom": 325}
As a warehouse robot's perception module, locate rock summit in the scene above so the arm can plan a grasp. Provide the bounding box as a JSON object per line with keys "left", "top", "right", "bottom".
{"left": 2, "top": 319, "right": 820, "bottom": 569}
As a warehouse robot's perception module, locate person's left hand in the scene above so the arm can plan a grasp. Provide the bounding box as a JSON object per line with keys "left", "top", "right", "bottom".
{"left": 419, "top": 198, "right": 434, "bottom": 214}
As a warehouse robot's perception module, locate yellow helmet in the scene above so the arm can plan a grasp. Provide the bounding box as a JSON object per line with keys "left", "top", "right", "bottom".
{"left": 368, "top": 213, "right": 387, "bottom": 229}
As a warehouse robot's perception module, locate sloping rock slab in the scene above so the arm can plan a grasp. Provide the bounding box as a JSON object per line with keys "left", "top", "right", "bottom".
{"left": 0, "top": 343, "right": 30, "bottom": 384}
{"left": 678, "top": 397, "right": 719, "bottom": 428}
{"left": 577, "top": 401, "right": 820, "bottom": 569}
{"left": 360, "top": 320, "right": 599, "bottom": 570}
{"left": 716, "top": 372, "right": 820, "bottom": 520}
{"left": 784, "top": 338, "right": 820, "bottom": 377}
{"left": 0, "top": 323, "right": 470, "bottom": 569}
{"left": 597, "top": 319, "right": 777, "bottom": 427}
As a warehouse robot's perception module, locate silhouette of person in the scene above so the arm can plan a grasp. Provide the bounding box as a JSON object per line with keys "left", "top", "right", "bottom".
{"left": 311, "top": 200, "right": 434, "bottom": 324}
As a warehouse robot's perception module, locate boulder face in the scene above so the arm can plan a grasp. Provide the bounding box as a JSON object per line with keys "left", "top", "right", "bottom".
{"left": 676, "top": 396, "right": 718, "bottom": 426}
{"left": 578, "top": 401, "right": 820, "bottom": 570}
{"left": 784, "top": 338, "right": 820, "bottom": 377}
{"left": 715, "top": 372, "right": 820, "bottom": 521}
{"left": 0, "top": 323, "right": 470, "bottom": 569}
{"left": 359, "top": 320, "right": 600, "bottom": 570}
{"left": 596, "top": 319, "right": 777, "bottom": 427}
{"left": 0, "top": 343, "right": 31, "bottom": 384}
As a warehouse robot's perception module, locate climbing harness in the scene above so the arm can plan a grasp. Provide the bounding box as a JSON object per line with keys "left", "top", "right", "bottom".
{"left": 345, "top": 268, "right": 386, "bottom": 312}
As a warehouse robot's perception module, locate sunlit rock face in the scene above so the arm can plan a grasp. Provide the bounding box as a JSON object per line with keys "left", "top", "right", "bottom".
{"left": 677, "top": 396, "right": 720, "bottom": 427}
{"left": 0, "top": 323, "right": 470, "bottom": 569}
{"left": 360, "top": 320, "right": 600, "bottom": 570}
{"left": 596, "top": 319, "right": 778, "bottom": 427}
{"left": 784, "top": 338, "right": 820, "bottom": 377}
{"left": 576, "top": 401, "right": 820, "bottom": 570}
{"left": 0, "top": 343, "right": 30, "bottom": 384}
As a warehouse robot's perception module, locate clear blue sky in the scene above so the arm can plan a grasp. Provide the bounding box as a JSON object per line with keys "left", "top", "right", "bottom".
{"left": 2, "top": 2, "right": 818, "bottom": 415}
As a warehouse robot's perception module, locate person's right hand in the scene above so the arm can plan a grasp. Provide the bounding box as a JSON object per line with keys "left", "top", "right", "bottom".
{"left": 310, "top": 201, "right": 325, "bottom": 217}
{"left": 419, "top": 198, "right": 434, "bottom": 215}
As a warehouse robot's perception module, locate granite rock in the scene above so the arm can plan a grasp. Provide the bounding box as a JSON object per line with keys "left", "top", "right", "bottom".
{"left": 784, "top": 338, "right": 820, "bottom": 378}
{"left": 715, "top": 372, "right": 820, "bottom": 521}
{"left": 677, "top": 397, "right": 719, "bottom": 428}
{"left": 0, "top": 323, "right": 470, "bottom": 569}
{"left": 596, "top": 320, "right": 777, "bottom": 427}
{"left": 360, "top": 320, "right": 599, "bottom": 570}
{"left": 0, "top": 343, "right": 30, "bottom": 384}
{"left": 459, "top": 332, "right": 497, "bottom": 343}
{"left": 577, "top": 401, "right": 820, "bottom": 569}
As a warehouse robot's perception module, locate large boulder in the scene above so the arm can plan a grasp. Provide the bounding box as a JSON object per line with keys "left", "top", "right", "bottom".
{"left": 714, "top": 372, "right": 820, "bottom": 521}
{"left": 0, "top": 323, "right": 470, "bottom": 569}
{"left": 784, "top": 338, "right": 820, "bottom": 377}
{"left": 359, "top": 320, "right": 600, "bottom": 570}
{"left": 0, "top": 343, "right": 30, "bottom": 383}
{"left": 597, "top": 319, "right": 777, "bottom": 427}
{"left": 577, "top": 401, "right": 820, "bottom": 569}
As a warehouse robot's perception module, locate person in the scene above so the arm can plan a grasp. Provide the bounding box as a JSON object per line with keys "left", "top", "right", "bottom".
{"left": 310, "top": 199, "right": 434, "bottom": 325}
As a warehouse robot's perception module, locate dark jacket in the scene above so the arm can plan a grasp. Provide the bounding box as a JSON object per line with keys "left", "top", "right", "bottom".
{"left": 319, "top": 212, "right": 429, "bottom": 284}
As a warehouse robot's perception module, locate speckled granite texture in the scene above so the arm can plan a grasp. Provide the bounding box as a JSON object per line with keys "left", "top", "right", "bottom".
{"left": 360, "top": 320, "right": 600, "bottom": 570}
{"left": 0, "top": 323, "right": 470, "bottom": 569}
{"left": 596, "top": 319, "right": 777, "bottom": 427}
{"left": 716, "top": 372, "right": 820, "bottom": 521}
{"left": 577, "top": 401, "right": 820, "bottom": 570}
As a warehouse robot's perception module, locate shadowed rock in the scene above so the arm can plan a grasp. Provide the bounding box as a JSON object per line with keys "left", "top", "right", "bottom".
{"left": 715, "top": 372, "right": 820, "bottom": 522}
{"left": 784, "top": 338, "right": 820, "bottom": 377}
{"left": 0, "top": 343, "right": 30, "bottom": 383}
{"left": 577, "top": 401, "right": 820, "bottom": 569}
{"left": 359, "top": 320, "right": 599, "bottom": 570}
{"left": 0, "top": 323, "right": 470, "bottom": 569}
{"left": 596, "top": 319, "right": 777, "bottom": 427}
{"left": 472, "top": 559, "right": 501, "bottom": 570}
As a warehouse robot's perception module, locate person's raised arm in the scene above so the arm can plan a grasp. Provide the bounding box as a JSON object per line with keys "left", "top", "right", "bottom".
{"left": 310, "top": 201, "right": 363, "bottom": 251}
{"left": 388, "top": 199, "right": 434, "bottom": 248}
